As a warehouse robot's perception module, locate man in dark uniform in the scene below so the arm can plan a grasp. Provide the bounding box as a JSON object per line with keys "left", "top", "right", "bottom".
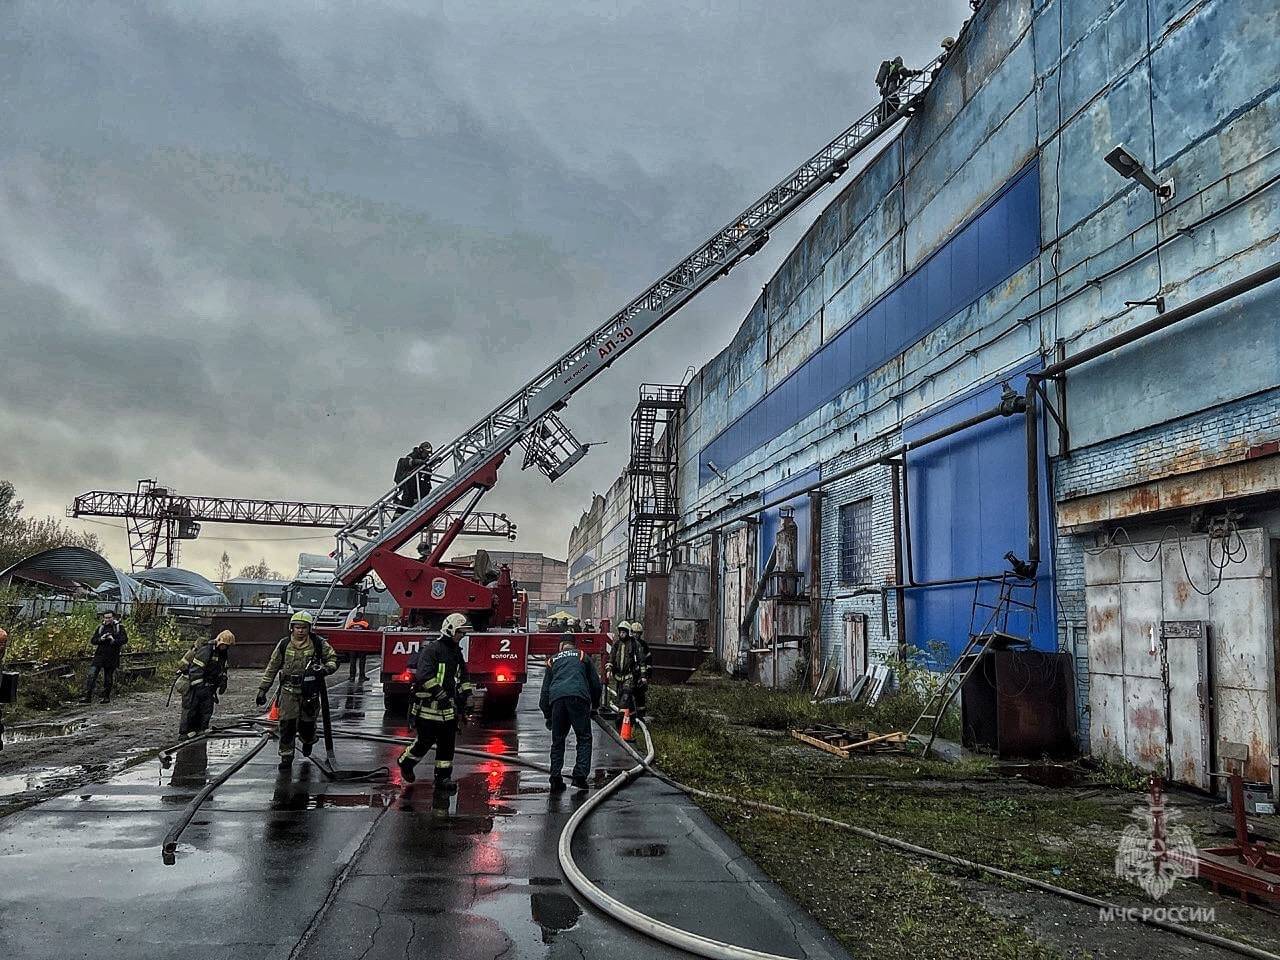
{"left": 84, "top": 610, "right": 128, "bottom": 703}
{"left": 397, "top": 612, "right": 475, "bottom": 791}
{"left": 176, "top": 629, "right": 236, "bottom": 737}
{"left": 394, "top": 441, "right": 433, "bottom": 511}
{"left": 540, "top": 633, "right": 602, "bottom": 792}
{"left": 608, "top": 620, "right": 652, "bottom": 720}
{"left": 256, "top": 611, "right": 338, "bottom": 770}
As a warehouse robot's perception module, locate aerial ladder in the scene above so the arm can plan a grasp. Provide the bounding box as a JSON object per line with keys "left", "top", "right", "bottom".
{"left": 317, "top": 62, "right": 941, "bottom": 711}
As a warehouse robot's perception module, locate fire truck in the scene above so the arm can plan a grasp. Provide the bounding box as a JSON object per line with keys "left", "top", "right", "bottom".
{"left": 312, "top": 66, "right": 936, "bottom": 714}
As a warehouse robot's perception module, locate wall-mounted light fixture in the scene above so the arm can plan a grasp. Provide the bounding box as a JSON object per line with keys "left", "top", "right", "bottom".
{"left": 1104, "top": 144, "right": 1174, "bottom": 202}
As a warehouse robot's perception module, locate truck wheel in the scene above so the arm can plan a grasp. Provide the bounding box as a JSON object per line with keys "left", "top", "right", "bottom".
{"left": 482, "top": 692, "right": 519, "bottom": 720}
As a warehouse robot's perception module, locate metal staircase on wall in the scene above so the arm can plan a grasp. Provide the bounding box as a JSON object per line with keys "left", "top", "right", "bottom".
{"left": 626, "top": 384, "right": 685, "bottom": 583}
{"left": 908, "top": 571, "right": 1039, "bottom": 756}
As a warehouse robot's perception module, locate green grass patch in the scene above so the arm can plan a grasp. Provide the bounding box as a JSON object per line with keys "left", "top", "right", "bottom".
{"left": 644, "top": 674, "right": 1162, "bottom": 958}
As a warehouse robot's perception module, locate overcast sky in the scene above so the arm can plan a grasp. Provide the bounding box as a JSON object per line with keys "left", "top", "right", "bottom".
{"left": 1, "top": 0, "right": 967, "bottom": 578}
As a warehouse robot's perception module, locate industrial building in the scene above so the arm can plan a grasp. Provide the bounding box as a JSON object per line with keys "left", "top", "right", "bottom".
{"left": 569, "top": 0, "right": 1280, "bottom": 793}
{"left": 449, "top": 550, "right": 569, "bottom": 624}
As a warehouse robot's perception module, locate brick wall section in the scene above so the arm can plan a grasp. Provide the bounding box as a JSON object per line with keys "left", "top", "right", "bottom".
{"left": 817, "top": 434, "right": 900, "bottom": 672}
{"left": 1055, "top": 388, "right": 1280, "bottom": 502}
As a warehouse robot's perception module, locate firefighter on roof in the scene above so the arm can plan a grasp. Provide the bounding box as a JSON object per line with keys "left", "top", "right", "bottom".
{"left": 397, "top": 612, "right": 475, "bottom": 792}
{"left": 257, "top": 611, "right": 338, "bottom": 770}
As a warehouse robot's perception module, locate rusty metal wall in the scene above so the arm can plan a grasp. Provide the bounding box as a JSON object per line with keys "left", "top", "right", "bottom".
{"left": 1085, "top": 528, "right": 1277, "bottom": 791}
{"left": 209, "top": 611, "right": 290, "bottom": 668}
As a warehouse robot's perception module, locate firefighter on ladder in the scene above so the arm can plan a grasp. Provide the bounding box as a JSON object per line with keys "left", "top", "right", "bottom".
{"left": 256, "top": 611, "right": 338, "bottom": 770}
{"left": 397, "top": 612, "right": 475, "bottom": 792}
{"left": 608, "top": 620, "right": 652, "bottom": 721}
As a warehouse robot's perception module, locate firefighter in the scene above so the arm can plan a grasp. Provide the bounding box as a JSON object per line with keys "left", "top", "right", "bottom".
{"left": 394, "top": 441, "right": 433, "bottom": 510}
{"left": 875, "top": 56, "right": 920, "bottom": 111}
{"left": 84, "top": 610, "right": 128, "bottom": 703}
{"left": 256, "top": 611, "right": 338, "bottom": 770}
{"left": 396, "top": 612, "right": 475, "bottom": 791}
{"left": 176, "top": 630, "right": 235, "bottom": 737}
{"left": 609, "top": 620, "right": 652, "bottom": 720}
{"left": 540, "top": 633, "right": 603, "bottom": 792}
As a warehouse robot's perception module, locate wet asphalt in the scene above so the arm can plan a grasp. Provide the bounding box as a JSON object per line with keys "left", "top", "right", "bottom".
{"left": 0, "top": 667, "right": 850, "bottom": 960}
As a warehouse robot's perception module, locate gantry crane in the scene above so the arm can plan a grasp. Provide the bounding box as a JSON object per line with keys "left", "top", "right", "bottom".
{"left": 70, "top": 479, "right": 518, "bottom": 571}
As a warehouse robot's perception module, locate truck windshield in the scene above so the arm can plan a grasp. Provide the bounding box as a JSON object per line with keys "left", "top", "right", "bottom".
{"left": 290, "top": 584, "right": 359, "bottom": 610}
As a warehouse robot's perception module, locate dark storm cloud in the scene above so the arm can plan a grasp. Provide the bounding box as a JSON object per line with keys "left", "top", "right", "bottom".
{"left": 0, "top": 0, "right": 967, "bottom": 573}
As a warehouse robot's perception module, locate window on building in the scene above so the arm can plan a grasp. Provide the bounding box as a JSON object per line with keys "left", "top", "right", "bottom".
{"left": 839, "top": 498, "right": 874, "bottom": 585}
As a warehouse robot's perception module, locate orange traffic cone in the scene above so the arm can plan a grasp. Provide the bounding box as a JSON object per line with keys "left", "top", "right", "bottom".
{"left": 620, "top": 708, "right": 634, "bottom": 742}
{"left": 266, "top": 699, "right": 279, "bottom": 721}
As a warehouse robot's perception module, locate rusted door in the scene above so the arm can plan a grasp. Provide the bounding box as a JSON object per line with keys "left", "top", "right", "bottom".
{"left": 1162, "top": 621, "right": 1211, "bottom": 788}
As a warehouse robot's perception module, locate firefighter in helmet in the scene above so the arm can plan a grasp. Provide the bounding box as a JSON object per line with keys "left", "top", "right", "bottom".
{"left": 397, "top": 612, "right": 475, "bottom": 792}
{"left": 256, "top": 611, "right": 338, "bottom": 770}
{"left": 608, "top": 620, "right": 652, "bottom": 720}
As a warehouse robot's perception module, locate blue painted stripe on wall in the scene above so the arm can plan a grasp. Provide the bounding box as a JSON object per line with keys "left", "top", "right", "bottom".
{"left": 902, "top": 361, "right": 1056, "bottom": 665}
{"left": 699, "top": 161, "right": 1041, "bottom": 485}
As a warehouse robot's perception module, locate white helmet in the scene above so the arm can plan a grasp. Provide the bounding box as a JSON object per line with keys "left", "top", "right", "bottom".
{"left": 440, "top": 612, "right": 470, "bottom": 639}
{"left": 627, "top": 620, "right": 643, "bottom": 635}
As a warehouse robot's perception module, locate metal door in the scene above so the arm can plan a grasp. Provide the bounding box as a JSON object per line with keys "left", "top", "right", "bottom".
{"left": 1162, "top": 621, "right": 1211, "bottom": 789}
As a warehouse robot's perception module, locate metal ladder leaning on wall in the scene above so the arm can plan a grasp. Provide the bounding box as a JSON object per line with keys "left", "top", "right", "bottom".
{"left": 907, "top": 572, "right": 1038, "bottom": 756}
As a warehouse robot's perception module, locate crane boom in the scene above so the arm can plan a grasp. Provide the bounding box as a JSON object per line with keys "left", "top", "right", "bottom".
{"left": 333, "top": 63, "right": 941, "bottom": 585}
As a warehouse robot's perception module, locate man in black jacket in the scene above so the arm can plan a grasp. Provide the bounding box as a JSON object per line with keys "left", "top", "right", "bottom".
{"left": 394, "top": 441, "right": 433, "bottom": 511}
{"left": 539, "top": 634, "right": 602, "bottom": 792}
{"left": 84, "top": 610, "right": 128, "bottom": 703}
{"left": 396, "top": 612, "right": 475, "bottom": 791}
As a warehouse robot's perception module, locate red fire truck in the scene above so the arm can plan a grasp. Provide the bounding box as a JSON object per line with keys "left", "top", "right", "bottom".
{"left": 318, "top": 505, "right": 606, "bottom": 714}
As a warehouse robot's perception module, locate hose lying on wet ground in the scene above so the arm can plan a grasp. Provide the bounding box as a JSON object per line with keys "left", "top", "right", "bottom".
{"left": 586, "top": 719, "right": 1280, "bottom": 960}
{"left": 161, "top": 730, "right": 274, "bottom": 866}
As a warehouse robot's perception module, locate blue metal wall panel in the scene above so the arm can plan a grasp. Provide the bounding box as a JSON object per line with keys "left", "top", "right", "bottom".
{"left": 758, "top": 469, "right": 820, "bottom": 576}
{"left": 700, "top": 161, "right": 1041, "bottom": 484}
{"left": 902, "top": 364, "right": 1056, "bottom": 665}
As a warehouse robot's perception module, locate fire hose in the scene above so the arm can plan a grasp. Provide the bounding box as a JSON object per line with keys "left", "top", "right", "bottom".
{"left": 156, "top": 689, "right": 1278, "bottom": 960}
{"left": 592, "top": 720, "right": 1280, "bottom": 960}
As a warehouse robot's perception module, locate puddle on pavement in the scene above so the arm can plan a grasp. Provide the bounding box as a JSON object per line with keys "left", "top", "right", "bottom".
{"left": 3, "top": 720, "right": 90, "bottom": 743}
{"left": 0, "top": 765, "right": 88, "bottom": 797}
{"left": 623, "top": 842, "right": 668, "bottom": 858}
{"left": 530, "top": 892, "right": 582, "bottom": 939}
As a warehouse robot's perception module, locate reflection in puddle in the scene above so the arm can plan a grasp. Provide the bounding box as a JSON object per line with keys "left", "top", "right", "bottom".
{"left": 3, "top": 720, "right": 90, "bottom": 743}
{"left": 530, "top": 892, "right": 582, "bottom": 942}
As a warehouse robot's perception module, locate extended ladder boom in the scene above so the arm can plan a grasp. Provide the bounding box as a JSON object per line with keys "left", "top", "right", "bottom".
{"left": 334, "top": 61, "right": 941, "bottom": 584}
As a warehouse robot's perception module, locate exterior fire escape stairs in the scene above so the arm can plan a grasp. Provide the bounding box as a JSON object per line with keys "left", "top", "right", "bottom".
{"left": 626, "top": 384, "right": 685, "bottom": 584}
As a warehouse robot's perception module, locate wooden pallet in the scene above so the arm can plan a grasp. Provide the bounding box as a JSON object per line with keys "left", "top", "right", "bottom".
{"left": 790, "top": 724, "right": 908, "bottom": 758}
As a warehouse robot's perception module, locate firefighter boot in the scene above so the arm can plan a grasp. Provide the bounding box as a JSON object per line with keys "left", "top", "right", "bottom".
{"left": 434, "top": 775, "right": 458, "bottom": 795}
{"left": 571, "top": 774, "right": 589, "bottom": 792}
{"left": 397, "top": 751, "right": 418, "bottom": 783}
{"left": 549, "top": 774, "right": 566, "bottom": 792}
